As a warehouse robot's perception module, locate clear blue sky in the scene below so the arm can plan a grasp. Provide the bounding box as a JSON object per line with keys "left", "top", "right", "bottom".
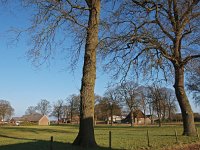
{"left": 0, "top": 3, "right": 198, "bottom": 117}
{"left": 0, "top": 3, "right": 110, "bottom": 116}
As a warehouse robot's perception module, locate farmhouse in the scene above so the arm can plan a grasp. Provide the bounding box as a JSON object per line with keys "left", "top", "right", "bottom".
{"left": 23, "top": 113, "right": 50, "bottom": 125}
{"left": 122, "top": 110, "right": 154, "bottom": 125}
{"left": 11, "top": 113, "right": 50, "bottom": 125}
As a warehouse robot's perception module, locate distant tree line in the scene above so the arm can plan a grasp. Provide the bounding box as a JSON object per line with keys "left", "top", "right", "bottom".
{"left": 3, "top": 74, "right": 200, "bottom": 128}
{"left": 18, "top": 81, "right": 178, "bottom": 126}
{"left": 94, "top": 82, "right": 177, "bottom": 127}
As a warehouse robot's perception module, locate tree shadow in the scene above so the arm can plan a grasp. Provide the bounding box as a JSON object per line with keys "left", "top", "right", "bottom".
{"left": 0, "top": 134, "right": 37, "bottom": 141}
{"left": 0, "top": 140, "right": 121, "bottom": 150}
{"left": 1, "top": 126, "right": 76, "bottom": 134}
{"left": 0, "top": 140, "right": 72, "bottom": 150}
{"left": 156, "top": 134, "right": 177, "bottom": 137}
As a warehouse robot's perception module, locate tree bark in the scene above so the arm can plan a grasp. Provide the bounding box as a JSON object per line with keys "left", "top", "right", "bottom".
{"left": 73, "top": 0, "right": 100, "bottom": 147}
{"left": 174, "top": 65, "right": 197, "bottom": 136}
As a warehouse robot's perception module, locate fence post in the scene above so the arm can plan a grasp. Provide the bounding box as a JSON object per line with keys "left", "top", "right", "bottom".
{"left": 147, "top": 129, "right": 150, "bottom": 147}
{"left": 196, "top": 128, "right": 199, "bottom": 138}
{"left": 109, "top": 131, "right": 112, "bottom": 149}
{"left": 50, "top": 136, "right": 53, "bottom": 150}
{"left": 174, "top": 129, "right": 178, "bottom": 143}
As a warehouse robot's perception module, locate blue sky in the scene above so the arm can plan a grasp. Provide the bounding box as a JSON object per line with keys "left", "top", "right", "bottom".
{"left": 0, "top": 2, "right": 198, "bottom": 117}
{"left": 0, "top": 3, "right": 110, "bottom": 116}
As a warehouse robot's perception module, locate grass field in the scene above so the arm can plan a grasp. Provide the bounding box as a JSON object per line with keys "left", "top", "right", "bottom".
{"left": 0, "top": 124, "right": 200, "bottom": 150}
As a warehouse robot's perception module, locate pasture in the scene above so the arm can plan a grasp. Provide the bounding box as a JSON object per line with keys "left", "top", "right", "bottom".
{"left": 0, "top": 124, "right": 199, "bottom": 150}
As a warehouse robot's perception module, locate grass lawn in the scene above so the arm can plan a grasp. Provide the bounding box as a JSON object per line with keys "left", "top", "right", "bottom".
{"left": 0, "top": 124, "right": 200, "bottom": 150}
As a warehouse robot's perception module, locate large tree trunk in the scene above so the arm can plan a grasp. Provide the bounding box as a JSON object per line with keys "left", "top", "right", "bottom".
{"left": 174, "top": 65, "right": 197, "bottom": 136}
{"left": 73, "top": 0, "right": 100, "bottom": 147}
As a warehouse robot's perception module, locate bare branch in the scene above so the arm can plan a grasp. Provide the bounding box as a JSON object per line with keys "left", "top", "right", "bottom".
{"left": 183, "top": 54, "right": 200, "bottom": 64}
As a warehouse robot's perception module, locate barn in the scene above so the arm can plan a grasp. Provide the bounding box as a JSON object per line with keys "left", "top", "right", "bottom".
{"left": 23, "top": 113, "right": 50, "bottom": 125}
{"left": 11, "top": 113, "right": 50, "bottom": 126}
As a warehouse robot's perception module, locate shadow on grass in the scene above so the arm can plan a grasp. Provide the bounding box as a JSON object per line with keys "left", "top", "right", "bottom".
{"left": 156, "top": 134, "right": 177, "bottom": 137}
{"left": 0, "top": 140, "right": 121, "bottom": 150}
{"left": 0, "top": 134, "right": 38, "bottom": 141}
{"left": 1, "top": 126, "right": 76, "bottom": 134}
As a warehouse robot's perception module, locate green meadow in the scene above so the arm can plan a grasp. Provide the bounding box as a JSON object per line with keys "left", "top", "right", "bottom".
{"left": 0, "top": 124, "right": 199, "bottom": 150}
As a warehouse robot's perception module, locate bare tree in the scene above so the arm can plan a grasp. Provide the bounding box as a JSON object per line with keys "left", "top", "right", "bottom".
{"left": 138, "top": 86, "right": 149, "bottom": 125}
{"left": 0, "top": 99, "right": 14, "bottom": 121}
{"left": 163, "top": 88, "right": 177, "bottom": 121}
{"left": 61, "top": 105, "right": 70, "bottom": 122}
{"left": 51, "top": 99, "right": 64, "bottom": 124}
{"left": 146, "top": 91, "right": 155, "bottom": 125}
{"left": 118, "top": 81, "right": 140, "bottom": 126}
{"left": 36, "top": 99, "right": 51, "bottom": 116}
{"left": 16, "top": 0, "right": 101, "bottom": 147}
{"left": 104, "top": 87, "right": 122, "bottom": 126}
{"left": 25, "top": 106, "right": 37, "bottom": 115}
{"left": 148, "top": 85, "right": 177, "bottom": 126}
{"left": 148, "top": 85, "right": 165, "bottom": 127}
{"left": 66, "top": 94, "right": 80, "bottom": 123}
{"left": 100, "top": 0, "right": 200, "bottom": 136}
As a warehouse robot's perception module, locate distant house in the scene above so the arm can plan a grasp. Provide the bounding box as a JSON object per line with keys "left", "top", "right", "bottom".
{"left": 11, "top": 113, "right": 50, "bottom": 126}
{"left": 10, "top": 117, "right": 26, "bottom": 125}
{"left": 107, "top": 115, "right": 125, "bottom": 123}
{"left": 23, "top": 113, "right": 50, "bottom": 125}
{"left": 122, "top": 110, "right": 154, "bottom": 125}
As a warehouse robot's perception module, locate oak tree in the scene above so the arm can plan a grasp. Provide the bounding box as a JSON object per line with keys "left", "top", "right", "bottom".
{"left": 101, "top": 0, "right": 200, "bottom": 136}
{"left": 18, "top": 0, "right": 101, "bottom": 147}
